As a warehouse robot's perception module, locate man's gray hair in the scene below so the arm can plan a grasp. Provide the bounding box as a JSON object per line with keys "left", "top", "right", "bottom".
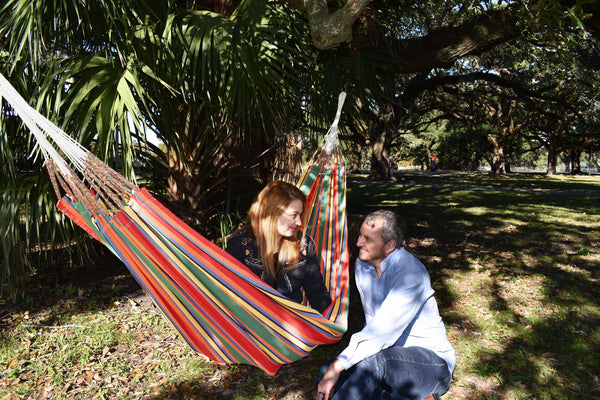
{"left": 364, "top": 210, "right": 406, "bottom": 248}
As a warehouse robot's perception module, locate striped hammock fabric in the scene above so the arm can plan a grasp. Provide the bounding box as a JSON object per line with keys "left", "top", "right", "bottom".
{"left": 0, "top": 74, "right": 349, "bottom": 375}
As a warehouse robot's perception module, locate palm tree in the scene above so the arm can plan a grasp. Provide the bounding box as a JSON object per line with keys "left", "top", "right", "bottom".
{"left": 0, "top": 0, "right": 339, "bottom": 299}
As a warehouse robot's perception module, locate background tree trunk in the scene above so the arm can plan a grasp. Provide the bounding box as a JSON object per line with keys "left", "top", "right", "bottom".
{"left": 570, "top": 149, "right": 582, "bottom": 174}
{"left": 489, "top": 134, "right": 510, "bottom": 174}
{"left": 369, "top": 124, "right": 393, "bottom": 179}
{"left": 350, "top": 140, "right": 364, "bottom": 173}
{"left": 547, "top": 144, "right": 558, "bottom": 175}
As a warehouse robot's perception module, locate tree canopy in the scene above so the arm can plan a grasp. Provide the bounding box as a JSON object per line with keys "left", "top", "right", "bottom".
{"left": 1, "top": 0, "right": 599, "bottom": 298}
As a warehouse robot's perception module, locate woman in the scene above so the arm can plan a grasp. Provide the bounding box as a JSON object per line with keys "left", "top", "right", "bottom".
{"left": 226, "top": 181, "right": 332, "bottom": 314}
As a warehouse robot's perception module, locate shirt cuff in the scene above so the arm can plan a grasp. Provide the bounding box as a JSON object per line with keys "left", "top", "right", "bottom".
{"left": 336, "top": 349, "right": 355, "bottom": 370}
{"left": 337, "top": 333, "right": 389, "bottom": 370}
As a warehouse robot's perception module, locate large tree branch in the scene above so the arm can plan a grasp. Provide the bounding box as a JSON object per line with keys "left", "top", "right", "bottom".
{"left": 284, "top": 1, "right": 521, "bottom": 59}
{"left": 286, "top": 0, "right": 371, "bottom": 49}
{"left": 283, "top": 1, "right": 599, "bottom": 73}
{"left": 409, "top": 71, "right": 561, "bottom": 101}
{"left": 389, "top": 9, "right": 522, "bottom": 74}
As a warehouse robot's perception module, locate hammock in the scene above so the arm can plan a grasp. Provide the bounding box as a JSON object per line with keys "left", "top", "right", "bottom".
{"left": 0, "top": 73, "right": 349, "bottom": 376}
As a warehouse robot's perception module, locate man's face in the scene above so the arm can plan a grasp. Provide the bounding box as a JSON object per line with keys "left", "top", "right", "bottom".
{"left": 356, "top": 219, "right": 393, "bottom": 267}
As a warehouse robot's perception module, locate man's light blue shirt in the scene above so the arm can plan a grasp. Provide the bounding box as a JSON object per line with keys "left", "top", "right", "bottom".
{"left": 338, "top": 247, "right": 456, "bottom": 373}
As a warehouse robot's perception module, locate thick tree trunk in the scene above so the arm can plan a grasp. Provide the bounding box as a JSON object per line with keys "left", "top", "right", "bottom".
{"left": 346, "top": 121, "right": 367, "bottom": 174}
{"left": 163, "top": 112, "right": 276, "bottom": 231}
{"left": 166, "top": 143, "right": 207, "bottom": 223}
{"left": 270, "top": 133, "right": 304, "bottom": 183}
{"left": 368, "top": 125, "right": 393, "bottom": 180}
{"left": 489, "top": 134, "right": 510, "bottom": 174}
{"left": 570, "top": 149, "right": 582, "bottom": 174}
{"left": 369, "top": 142, "right": 391, "bottom": 179}
{"left": 561, "top": 153, "right": 571, "bottom": 173}
{"left": 547, "top": 146, "right": 558, "bottom": 175}
{"left": 491, "top": 150, "right": 510, "bottom": 174}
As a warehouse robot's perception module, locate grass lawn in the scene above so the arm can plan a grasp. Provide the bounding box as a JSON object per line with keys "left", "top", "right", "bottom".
{"left": 1, "top": 171, "right": 599, "bottom": 399}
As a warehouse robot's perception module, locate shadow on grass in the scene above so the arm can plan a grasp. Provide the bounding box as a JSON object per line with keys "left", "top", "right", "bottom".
{"left": 0, "top": 241, "right": 141, "bottom": 324}
{"left": 3, "top": 172, "right": 599, "bottom": 399}
{"left": 347, "top": 175, "right": 600, "bottom": 399}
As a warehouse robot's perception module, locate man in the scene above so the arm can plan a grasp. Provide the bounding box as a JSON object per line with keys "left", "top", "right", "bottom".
{"left": 316, "top": 210, "right": 455, "bottom": 400}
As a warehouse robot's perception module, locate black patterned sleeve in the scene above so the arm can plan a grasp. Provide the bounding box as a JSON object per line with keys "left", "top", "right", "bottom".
{"left": 301, "top": 236, "right": 332, "bottom": 314}
{"left": 225, "top": 233, "right": 246, "bottom": 266}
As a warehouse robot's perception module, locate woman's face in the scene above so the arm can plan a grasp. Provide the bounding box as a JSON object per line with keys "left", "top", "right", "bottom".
{"left": 276, "top": 199, "right": 303, "bottom": 238}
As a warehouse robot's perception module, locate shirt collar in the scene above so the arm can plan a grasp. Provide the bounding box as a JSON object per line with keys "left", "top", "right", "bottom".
{"left": 380, "top": 248, "right": 402, "bottom": 274}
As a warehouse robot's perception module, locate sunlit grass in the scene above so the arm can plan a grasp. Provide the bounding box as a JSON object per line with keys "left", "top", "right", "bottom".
{"left": 346, "top": 172, "right": 600, "bottom": 399}
{"left": 0, "top": 300, "right": 218, "bottom": 399}
{"left": 2, "top": 171, "right": 599, "bottom": 399}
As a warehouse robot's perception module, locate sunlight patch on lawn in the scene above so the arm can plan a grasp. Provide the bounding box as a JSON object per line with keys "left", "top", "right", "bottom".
{"left": 577, "top": 253, "right": 600, "bottom": 264}
{"left": 554, "top": 261, "right": 597, "bottom": 278}
{"left": 495, "top": 275, "right": 550, "bottom": 318}
{"left": 461, "top": 206, "right": 491, "bottom": 216}
{"left": 535, "top": 205, "right": 600, "bottom": 227}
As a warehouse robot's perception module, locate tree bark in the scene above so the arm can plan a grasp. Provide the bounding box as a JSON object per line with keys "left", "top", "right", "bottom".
{"left": 291, "top": 0, "right": 371, "bottom": 49}
{"left": 287, "top": 1, "right": 600, "bottom": 58}
{"left": 489, "top": 133, "right": 510, "bottom": 174}
{"left": 350, "top": 140, "right": 364, "bottom": 173}
{"left": 547, "top": 141, "right": 558, "bottom": 175}
{"left": 570, "top": 149, "right": 582, "bottom": 174}
{"left": 389, "top": 10, "right": 521, "bottom": 74}
{"left": 346, "top": 111, "right": 368, "bottom": 174}
{"left": 369, "top": 140, "right": 391, "bottom": 179}
{"left": 368, "top": 122, "right": 393, "bottom": 180}
{"left": 293, "top": 1, "right": 522, "bottom": 64}
{"left": 270, "top": 133, "right": 304, "bottom": 182}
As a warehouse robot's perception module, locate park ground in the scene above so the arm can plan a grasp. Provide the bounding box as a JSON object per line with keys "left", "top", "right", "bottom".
{"left": 1, "top": 171, "right": 600, "bottom": 400}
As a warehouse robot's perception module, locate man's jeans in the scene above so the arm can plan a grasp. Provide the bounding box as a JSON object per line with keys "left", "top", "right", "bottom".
{"left": 318, "top": 346, "right": 452, "bottom": 400}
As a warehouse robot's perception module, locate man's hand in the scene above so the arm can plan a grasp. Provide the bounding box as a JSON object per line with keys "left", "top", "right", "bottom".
{"left": 316, "top": 358, "right": 345, "bottom": 400}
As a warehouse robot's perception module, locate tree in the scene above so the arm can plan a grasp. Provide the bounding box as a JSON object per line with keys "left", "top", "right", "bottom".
{"left": 0, "top": 0, "right": 332, "bottom": 299}
{"left": 393, "top": 22, "right": 600, "bottom": 175}
{"left": 298, "top": 0, "right": 600, "bottom": 177}
{"left": 2, "top": 0, "right": 600, "bottom": 299}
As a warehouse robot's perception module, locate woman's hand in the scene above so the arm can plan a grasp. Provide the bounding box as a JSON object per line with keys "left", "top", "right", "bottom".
{"left": 316, "top": 358, "right": 345, "bottom": 400}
